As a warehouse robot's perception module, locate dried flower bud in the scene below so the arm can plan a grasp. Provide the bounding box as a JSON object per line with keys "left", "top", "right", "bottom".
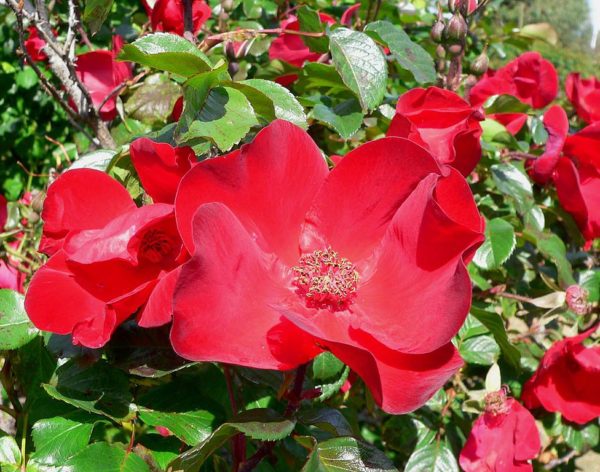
{"left": 471, "top": 51, "right": 489, "bottom": 75}
{"left": 445, "top": 13, "right": 468, "bottom": 43}
{"left": 431, "top": 19, "right": 445, "bottom": 43}
{"left": 565, "top": 285, "right": 591, "bottom": 315}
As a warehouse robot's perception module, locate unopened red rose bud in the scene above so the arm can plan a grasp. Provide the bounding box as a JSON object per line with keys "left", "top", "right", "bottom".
{"left": 471, "top": 51, "right": 489, "bottom": 75}
{"left": 445, "top": 13, "right": 468, "bottom": 43}
{"left": 431, "top": 19, "right": 445, "bottom": 43}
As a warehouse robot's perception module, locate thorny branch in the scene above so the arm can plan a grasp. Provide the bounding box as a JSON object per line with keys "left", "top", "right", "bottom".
{"left": 6, "top": 0, "right": 117, "bottom": 149}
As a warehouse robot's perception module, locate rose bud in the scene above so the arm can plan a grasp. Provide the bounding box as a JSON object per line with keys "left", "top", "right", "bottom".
{"left": 448, "top": 43, "right": 464, "bottom": 56}
{"left": 431, "top": 19, "right": 445, "bottom": 43}
{"left": 471, "top": 51, "right": 489, "bottom": 76}
{"left": 436, "top": 44, "right": 446, "bottom": 59}
{"left": 445, "top": 13, "right": 468, "bottom": 43}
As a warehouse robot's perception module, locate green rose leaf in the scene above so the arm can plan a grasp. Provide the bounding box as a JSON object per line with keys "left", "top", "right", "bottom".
{"left": 119, "top": 33, "right": 213, "bottom": 77}
{"left": 405, "top": 442, "right": 459, "bottom": 472}
{"left": 65, "top": 442, "right": 149, "bottom": 472}
{"left": 31, "top": 416, "right": 97, "bottom": 466}
{"left": 297, "top": 6, "right": 330, "bottom": 53}
{"left": 470, "top": 307, "right": 521, "bottom": 370}
{"left": 169, "top": 408, "right": 296, "bottom": 472}
{"left": 0, "top": 289, "right": 38, "bottom": 350}
{"left": 459, "top": 335, "right": 501, "bottom": 366}
{"left": 328, "top": 27, "right": 387, "bottom": 111}
{"left": 473, "top": 218, "right": 516, "bottom": 270}
{"left": 312, "top": 98, "right": 363, "bottom": 139}
{"left": 302, "top": 436, "right": 398, "bottom": 471}
{"left": 364, "top": 20, "right": 436, "bottom": 84}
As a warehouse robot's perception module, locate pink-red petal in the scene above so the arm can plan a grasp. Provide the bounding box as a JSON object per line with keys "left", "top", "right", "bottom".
{"left": 175, "top": 120, "right": 329, "bottom": 265}
{"left": 171, "top": 202, "right": 320, "bottom": 369}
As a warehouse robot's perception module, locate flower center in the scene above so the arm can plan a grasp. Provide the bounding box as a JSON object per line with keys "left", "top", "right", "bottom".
{"left": 292, "top": 247, "right": 359, "bottom": 311}
{"left": 139, "top": 229, "right": 175, "bottom": 264}
{"left": 484, "top": 389, "right": 509, "bottom": 416}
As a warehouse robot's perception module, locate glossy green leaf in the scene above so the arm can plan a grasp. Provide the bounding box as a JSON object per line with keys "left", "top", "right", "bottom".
{"left": 328, "top": 28, "right": 387, "bottom": 111}
{"left": 65, "top": 442, "right": 149, "bottom": 472}
{"left": 302, "top": 436, "right": 397, "bottom": 471}
{"left": 68, "top": 149, "right": 117, "bottom": 172}
{"left": 405, "top": 442, "right": 458, "bottom": 472}
{"left": 227, "top": 78, "right": 307, "bottom": 128}
{"left": 83, "top": 0, "right": 114, "bottom": 35}
{"left": 364, "top": 21, "right": 436, "bottom": 84}
{"left": 169, "top": 408, "right": 296, "bottom": 472}
{"left": 297, "top": 6, "right": 329, "bottom": 53}
{"left": 483, "top": 94, "right": 530, "bottom": 114}
{"left": 312, "top": 98, "right": 363, "bottom": 139}
{"left": 317, "top": 365, "right": 350, "bottom": 401}
{"left": 31, "top": 416, "right": 95, "bottom": 465}
{"left": 177, "top": 85, "right": 258, "bottom": 151}
{"left": 119, "top": 33, "right": 213, "bottom": 77}
{"left": 42, "top": 360, "right": 132, "bottom": 422}
{"left": 138, "top": 408, "right": 215, "bottom": 446}
{"left": 532, "top": 230, "right": 577, "bottom": 287}
{"left": 491, "top": 163, "right": 534, "bottom": 214}
{"left": 459, "top": 335, "right": 500, "bottom": 365}
{"left": 312, "top": 352, "right": 345, "bottom": 381}
{"left": 0, "top": 289, "right": 38, "bottom": 350}
{"left": 473, "top": 218, "right": 516, "bottom": 270}
{"left": 470, "top": 307, "right": 521, "bottom": 370}
{"left": 298, "top": 408, "right": 354, "bottom": 437}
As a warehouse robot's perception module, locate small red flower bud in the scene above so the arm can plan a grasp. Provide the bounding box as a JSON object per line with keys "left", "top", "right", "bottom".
{"left": 436, "top": 44, "right": 446, "bottom": 59}
{"left": 445, "top": 13, "right": 468, "bottom": 43}
{"left": 471, "top": 51, "right": 489, "bottom": 76}
{"left": 448, "top": 43, "right": 464, "bottom": 56}
{"left": 431, "top": 20, "right": 445, "bottom": 43}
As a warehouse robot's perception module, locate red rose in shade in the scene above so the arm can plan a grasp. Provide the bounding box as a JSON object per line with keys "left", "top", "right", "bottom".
{"left": 387, "top": 87, "right": 484, "bottom": 176}
{"left": 172, "top": 120, "right": 484, "bottom": 414}
{"left": 75, "top": 36, "right": 132, "bottom": 121}
{"left": 130, "top": 138, "right": 196, "bottom": 204}
{"left": 451, "top": 0, "right": 479, "bottom": 15}
{"left": 522, "top": 327, "right": 600, "bottom": 424}
{"left": 0, "top": 194, "right": 7, "bottom": 231}
{"left": 26, "top": 169, "right": 186, "bottom": 347}
{"left": 142, "top": 0, "right": 211, "bottom": 36}
{"left": 565, "top": 73, "right": 600, "bottom": 124}
{"left": 527, "top": 105, "right": 600, "bottom": 243}
{"left": 269, "top": 13, "right": 336, "bottom": 68}
{"left": 459, "top": 391, "right": 540, "bottom": 472}
{"left": 0, "top": 261, "right": 23, "bottom": 292}
{"left": 469, "top": 52, "right": 558, "bottom": 135}
{"left": 24, "top": 27, "right": 47, "bottom": 62}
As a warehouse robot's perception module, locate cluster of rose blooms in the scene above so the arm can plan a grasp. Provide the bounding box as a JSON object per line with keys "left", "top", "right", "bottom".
{"left": 5, "top": 1, "right": 598, "bottom": 471}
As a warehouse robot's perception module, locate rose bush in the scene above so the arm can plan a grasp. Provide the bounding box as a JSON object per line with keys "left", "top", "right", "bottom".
{"left": 0, "top": 1, "right": 598, "bottom": 471}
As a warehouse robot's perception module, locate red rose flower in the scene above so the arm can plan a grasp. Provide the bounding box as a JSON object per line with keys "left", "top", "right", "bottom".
{"left": 171, "top": 96, "right": 184, "bottom": 121}
{"left": 172, "top": 120, "right": 484, "bottom": 414}
{"left": 269, "top": 13, "right": 336, "bottom": 68}
{"left": 527, "top": 105, "right": 600, "bottom": 243}
{"left": 340, "top": 4, "right": 361, "bottom": 26}
{"left": 469, "top": 52, "right": 558, "bottom": 135}
{"left": 130, "top": 138, "right": 196, "bottom": 204}
{"left": 24, "top": 26, "right": 47, "bottom": 62}
{"left": 565, "top": 73, "right": 600, "bottom": 124}
{"left": 459, "top": 391, "right": 540, "bottom": 471}
{"left": 387, "top": 87, "right": 484, "bottom": 176}
{"left": 75, "top": 36, "right": 133, "bottom": 121}
{"left": 522, "top": 327, "right": 600, "bottom": 424}
{"left": 26, "top": 167, "right": 187, "bottom": 348}
{"left": 451, "top": 0, "right": 479, "bottom": 15}
{"left": 142, "top": 0, "right": 211, "bottom": 36}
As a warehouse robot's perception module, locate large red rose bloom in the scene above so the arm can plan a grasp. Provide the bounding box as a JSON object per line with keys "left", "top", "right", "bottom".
{"left": 387, "top": 87, "right": 483, "bottom": 176}
{"left": 522, "top": 327, "right": 600, "bottom": 424}
{"left": 565, "top": 72, "right": 600, "bottom": 124}
{"left": 527, "top": 105, "right": 600, "bottom": 243}
{"left": 459, "top": 394, "right": 540, "bottom": 471}
{"left": 25, "top": 169, "right": 185, "bottom": 348}
{"left": 469, "top": 52, "right": 558, "bottom": 135}
{"left": 172, "top": 120, "right": 484, "bottom": 414}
